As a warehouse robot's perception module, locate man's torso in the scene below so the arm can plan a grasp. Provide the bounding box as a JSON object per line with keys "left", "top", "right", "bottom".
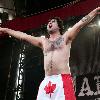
{"left": 42, "top": 35, "right": 71, "bottom": 76}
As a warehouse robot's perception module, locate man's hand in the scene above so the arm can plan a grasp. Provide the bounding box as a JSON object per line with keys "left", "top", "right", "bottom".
{"left": 0, "top": 27, "right": 6, "bottom": 35}
{"left": 89, "top": 7, "right": 100, "bottom": 17}
{"left": 0, "top": 27, "right": 7, "bottom": 32}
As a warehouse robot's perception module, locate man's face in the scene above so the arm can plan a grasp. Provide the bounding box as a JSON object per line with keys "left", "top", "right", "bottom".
{"left": 47, "top": 19, "right": 59, "bottom": 33}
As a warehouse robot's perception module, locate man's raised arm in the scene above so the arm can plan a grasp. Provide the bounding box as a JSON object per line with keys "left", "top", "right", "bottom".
{"left": 64, "top": 7, "right": 100, "bottom": 42}
{"left": 0, "top": 27, "right": 43, "bottom": 48}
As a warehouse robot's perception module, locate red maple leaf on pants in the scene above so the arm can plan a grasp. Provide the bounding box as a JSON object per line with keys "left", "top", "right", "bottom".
{"left": 44, "top": 81, "right": 56, "bottom": 98}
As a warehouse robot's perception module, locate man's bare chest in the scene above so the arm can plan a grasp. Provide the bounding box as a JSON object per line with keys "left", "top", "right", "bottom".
{"left": 45, "top": 36, "right": 64, "bottom": 52}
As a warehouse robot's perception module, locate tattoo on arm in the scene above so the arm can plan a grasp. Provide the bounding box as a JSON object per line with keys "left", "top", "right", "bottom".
{"left": 81, "top": 15, "right": 92, "bottom": 23}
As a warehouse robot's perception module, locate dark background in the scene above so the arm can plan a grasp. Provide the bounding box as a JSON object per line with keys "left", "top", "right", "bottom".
{"left": 13, "top": 0, "right": 83, "bottom": 16}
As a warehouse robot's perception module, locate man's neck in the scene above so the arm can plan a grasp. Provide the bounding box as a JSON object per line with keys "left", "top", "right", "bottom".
{"left": 49, "top": 32, "right": 61, "bottom": 41}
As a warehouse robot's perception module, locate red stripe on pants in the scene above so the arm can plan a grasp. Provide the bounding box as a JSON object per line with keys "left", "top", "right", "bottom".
{"left": 61, "top": 74, "right": 76, "bottom": 100}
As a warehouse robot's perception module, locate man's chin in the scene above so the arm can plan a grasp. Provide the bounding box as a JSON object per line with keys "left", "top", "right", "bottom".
{"left": 48, "top": 28, "right": 59, "bottom": 34}
{"left": 48, "top": 30, "right": 54, "bottom": 34}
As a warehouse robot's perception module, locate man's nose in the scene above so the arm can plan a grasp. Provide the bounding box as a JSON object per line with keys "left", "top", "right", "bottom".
{"left": 49, "top": 22, "right": 52, "bottom": 24}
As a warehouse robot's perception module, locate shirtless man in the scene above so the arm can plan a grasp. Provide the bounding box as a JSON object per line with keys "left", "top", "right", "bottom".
{"left": 0, "top": 7, "right": 100, "bottom": 100}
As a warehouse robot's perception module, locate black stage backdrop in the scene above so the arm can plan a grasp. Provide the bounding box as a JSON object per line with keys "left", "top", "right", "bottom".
{"left": 14, "top": 0, "right": 84, "bottom": 16}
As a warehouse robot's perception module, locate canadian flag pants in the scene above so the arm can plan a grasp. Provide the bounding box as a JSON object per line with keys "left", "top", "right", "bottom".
{"left": 37, "top": 74, "right": 76, "bottom": 100}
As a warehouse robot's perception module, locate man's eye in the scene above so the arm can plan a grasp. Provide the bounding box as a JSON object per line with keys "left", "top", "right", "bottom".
{"left": 52, "top": 20, "right": 55, "bottom": 22}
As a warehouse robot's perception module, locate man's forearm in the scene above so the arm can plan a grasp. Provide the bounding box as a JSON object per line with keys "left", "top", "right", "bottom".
{"left": 2, "top": 28, "right": 27, "bottom": 40}
{"left": 66, "top": 7, "right": 100, "bottom": 41}
{"left": 79, "top": 15, "right": 95, "bottom": 28}
{"left": 81, "top": 15, "right": 94, "bottom": 23}
{"left": 79, "top": 7, "right": 100, "bottom": 28}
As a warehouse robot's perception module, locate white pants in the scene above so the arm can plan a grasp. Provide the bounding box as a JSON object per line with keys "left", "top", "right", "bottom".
{"left": 37, "top": 74, "right": 76, "bottom": 100}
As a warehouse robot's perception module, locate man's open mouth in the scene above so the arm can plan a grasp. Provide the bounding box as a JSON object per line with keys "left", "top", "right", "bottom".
{"left": 49, "top": 24, "right": 52, "bottom": 28}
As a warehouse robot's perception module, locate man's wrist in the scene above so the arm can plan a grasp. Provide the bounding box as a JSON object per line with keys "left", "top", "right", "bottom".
{"left": 81, "top": 15, "right": 92, "bottom": 23}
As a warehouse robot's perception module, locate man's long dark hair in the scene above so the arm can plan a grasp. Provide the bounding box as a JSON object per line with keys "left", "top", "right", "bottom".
{"left": 48, "top": 17, "right": 64, "bottom": 35}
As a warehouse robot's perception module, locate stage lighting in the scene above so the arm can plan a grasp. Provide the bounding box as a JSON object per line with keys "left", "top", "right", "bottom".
{"left": 98, "top": 20, "right": 100, "bottom": 26}
{"left": 40, "top": 35, "right": 45, "bottom": 38}
{"left": 68, "top": 27, "right": 72, "bottom": 31}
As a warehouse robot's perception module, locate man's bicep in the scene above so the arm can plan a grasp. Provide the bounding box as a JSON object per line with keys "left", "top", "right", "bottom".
{"left": 25, "top": 35, "right": 43, "bottom": 48}
{"left": 64, "top": 25, "right": 80, "bottom": 42}
{"left": 63, "top": 31, "right": 72, "bottom": 44}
